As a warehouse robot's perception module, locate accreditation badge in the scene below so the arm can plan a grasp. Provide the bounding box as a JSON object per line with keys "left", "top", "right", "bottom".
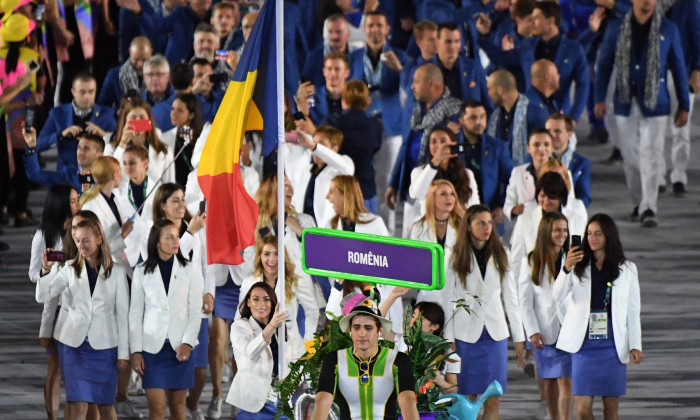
{"left": 589, "top": 312, "right": 608, "bottom": 339}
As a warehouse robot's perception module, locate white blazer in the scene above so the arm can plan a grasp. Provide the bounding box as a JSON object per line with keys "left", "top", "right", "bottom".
{"left": 225, "top": 317, "right": 297, "bottom": 412}
{"left": 446, "top": 253, "right": 525, "bottom": 343}
{"left": 187, "top": 122, "right": 212, "bottom": 169}
{"left": 237, "top": 274, "right": 318, "bottom": 351}
{"left": 518, "top": 255, "right": 565, "bottom": 345}
{"left": 29, "top": 230, "right": 61, "bottom": 339}
{"left": 286, "top": 142, "right": 355, "bottom": 230}
{"left": 510, "top": 199, "right": 588, "bottom": 286}
{"left": 504, "top": 163, "right": 576, "bottom": 220}
{"left": 328, "top": 212, "right": 389, "bottom": 236}
{"left": 117, "top": 177, "right": 157, "bottom": 267}
{"left": 553, "top": 262, "right": 642, "bottom": 364}
{"left": 81, "top": 191, "right": 132, "bottom": 274}
{"left": 36, "top": 260, "right": 130, "bottom": 360}
{"left": 129, "top": 258, "right": 203, "bottom": 354}
{"left": 410, "top": 220, "right": 458, "bottom": 306}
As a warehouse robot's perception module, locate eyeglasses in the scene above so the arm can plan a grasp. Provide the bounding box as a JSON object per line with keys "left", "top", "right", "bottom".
{"left": 144, "top": 72, "right": 167, "bottom": 78}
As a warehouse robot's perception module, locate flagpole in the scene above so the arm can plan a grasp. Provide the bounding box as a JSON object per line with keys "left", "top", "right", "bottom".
{"left": 275, "top": 0, "right": 286, "bottom": 381}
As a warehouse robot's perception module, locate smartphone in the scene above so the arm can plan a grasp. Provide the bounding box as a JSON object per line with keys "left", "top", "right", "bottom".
{"left": 46, "top": 250, "right": 66, "bottom": 262}
{"left": 380, "top": 52, "right": 388, "bottom": 62}
{"left": 128, "top": 119, "right": 152, "bottom": 133}
{"left": 571, "top": 235, "right": 582, "bottom": 248}
{"left": 209, "top": 73, "right": 229, "bottom": 84}
{"left": 199, "top": 200, "right": 206, "bottom": 214}
{"left": 27, "top": 59, "right": 40, "bottom": 74}
{"left": 215, "top": 49, "right": 228, "bottom": 60}
{"left": 35, "top": 4, "right": 45, "bottom": 20}
{"left": 292, "top": 111, "right": 305, "bottom": 121}
{"left": 78, "top": 173, "right": 95, "bottom": 185}
{"left": 284, "top": 132, "right": 299, "bottom": 144}
{"left": 25, "top": 108, "right": 34, "bottom": 132}
{"left": 450, "top": 143, "right": 465, "bottom": 154}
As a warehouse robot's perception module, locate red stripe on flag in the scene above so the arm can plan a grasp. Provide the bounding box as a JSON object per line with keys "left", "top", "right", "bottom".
{"left": 199, "top": 165, "right": 258, "bottom": 265}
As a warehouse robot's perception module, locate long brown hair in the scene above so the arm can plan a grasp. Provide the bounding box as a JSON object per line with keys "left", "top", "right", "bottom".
{"left": 254, "top": 174, "right": 294, "bottom": 239}
{"left": 329, "top": 175, "right": 371, "bottom": 227}
{"left": 452, "top": 204, "right": 508, "bottom": 287}
{"left": 416, "top": 179, "right": 464, "bottom": 235}
{"left": 79, "top": 156, "right": 121, "bottom": 206}
{"left": 152, "top": 183, "right": 192, "bottom": 223}
{"left": 111, "top": 96, "right": 168, "bottom": 156}
{"left": 574, "top": 213, "right": 626, "bottom": 282}
{"left": 253, "top": 235, "right": 297, "bottom": 304}
{"left": 528, "top": 212, "right": 568, "bottom": 286}
{"left": 426, "top": 126, "right": 472, "bottom": 204}
{"left": 62, "top": 210, "right": 101, "bottom": 264}
{"left": 70, "top": 218, "right": 114, "bottom": 278}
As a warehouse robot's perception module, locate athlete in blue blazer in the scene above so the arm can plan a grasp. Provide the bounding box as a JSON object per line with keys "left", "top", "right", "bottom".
{"left": 430, "top": 54, "right": 493, "bottom": 114}
{"left": 36, "top": 104, "right": 116, "bottom": 172}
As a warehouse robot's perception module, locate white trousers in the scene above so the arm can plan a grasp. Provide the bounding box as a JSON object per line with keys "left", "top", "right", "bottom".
{"left": 661, "top": 70, "right": 697, "bottom": 185}
{"left": 616, "top": 101, "right": 668, "bottom": 214}
{"left": 375, "top": 133, "right": 402, "bottom": 237}
{"left": 605, "top": 68, "right": 620, "bottom": 148}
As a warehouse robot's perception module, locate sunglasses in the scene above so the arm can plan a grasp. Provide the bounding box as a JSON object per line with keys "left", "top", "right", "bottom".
{"left": 359, "top": 361, "right": 370, "bottom": 385}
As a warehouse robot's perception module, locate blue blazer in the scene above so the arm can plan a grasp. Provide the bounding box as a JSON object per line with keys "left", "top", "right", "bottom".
{"left": 525, "top": 86, "right": 564, "bottom": 117}
{"left": 349, "top": 44, "right": 409, "bottom": 136}
{"left": 300, "top": 45, "right": 328, "bottom": 89}
{"left": 137, "top": 0, "right": 170, "bottom": 54}
{"left": 23, "top": 152, "right": 80, "bottom": 191}
{"left": 400, "top": 55, "right": 430, "bottom": 96}
{"left": 98, "top": 66, "right": 122, "bottom": 108}
{"left": 389, "top": 94, "right": 461, "bottom": 200}
{"left": 505, "top": 35, "right": 589, "bottom": 120}
{"left": 36, "top": 104, "right": 117, "bottom": 171}
{"left": 164, "top": 6, "right": 200, "bottom": 66}
{"left": 595, "top": 17, "right": 690, "bottom": 117}
{"left": 119, "top": 8, "right": 143, "bottom": 59}
{"left": 429, "top": 55, "right": 493, "bottom": 114}
{"left": 458, "top": 131, "right": 513, "bottom": 209}
{"left": 569, "top": 152, "right": 591, "bottom": 207}
{"left": 480, "top": 21, "right": 529, "bottom": 92}
{"left": 308, "top": 85, "right": 331, "bottom": 126}
{"left": 666, "top": 0, "right": 700, "bottom": 74}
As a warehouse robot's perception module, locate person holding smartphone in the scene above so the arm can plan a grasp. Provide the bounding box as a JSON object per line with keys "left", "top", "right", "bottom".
{"left": 407, "top": 126, "right": 479, "bottom": 234}
{"left": 519, "top": 212, "right": 573, "bottom": 420}
{"left": 554, "top": 214, "right": 644, "bottom": 419}
{"left": 28, "top": 185, "right": 81, "bottom": 420}
{"left": 104, "top": 96, "right": 175, "bottom": 191}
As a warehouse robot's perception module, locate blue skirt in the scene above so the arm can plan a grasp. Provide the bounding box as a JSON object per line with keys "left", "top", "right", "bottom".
{"left": 142, "top": 341, "right": 195, "bottom": 390}
{"left": 533, "top": 344, "right": 572, "bottom": 379}
{"left": 213, "top": 274, "right": 240, "bottom": 322}
{"left": 192, "top": 318, "right": 209, "bottom": 369}
{"left": 61, "top": 340, "right": 118, "bottom": 405}
{"left": 456, "top": 329, "right": 508, "bottom": 395}
{"left": 571, "top": 319, "right": 626, "bottom": 396}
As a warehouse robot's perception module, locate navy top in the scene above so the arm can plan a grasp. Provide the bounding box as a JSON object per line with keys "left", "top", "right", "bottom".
{"left": 303, "top": 163, "right": 325, "bottom": 219}
{"left": 157, "top": 256, "right": 174, "bottom": 294}
{"left": 473, "top": 246, "right": 488, "bottom": 278}
{"left": 129, "top": 179, "right": 146, "bottom": 214}
{"left": 85, "top": 262, "right": 100, "bottom": 296}
{"left": 100, "top": 192, "right": 122, "bottom": 227}
{"left": 461, "top": 137, "right": 483, "bottom": 202}
{"left": 341, "top": 219, "right": 356, "bottom": 232}
{"left": 438, "top": 58, "right": 462, "bottom": 100}
{"left": 590, "top": 261, "right": 612, "bottom": 315}
{"left": 535, "top": 34, "right": 561, "bottom": 62}
{"left": 254, "top": 318, "right": 279, "bottom": 377}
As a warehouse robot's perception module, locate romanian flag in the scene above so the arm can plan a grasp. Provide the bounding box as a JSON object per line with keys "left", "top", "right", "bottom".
{"left": 197, "top": 0, "right": 281, "bottom": 264}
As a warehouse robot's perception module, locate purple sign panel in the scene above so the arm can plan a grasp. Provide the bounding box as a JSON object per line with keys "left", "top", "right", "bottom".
{"left": 303, "top": 231, "right": 437, "bottom": 288}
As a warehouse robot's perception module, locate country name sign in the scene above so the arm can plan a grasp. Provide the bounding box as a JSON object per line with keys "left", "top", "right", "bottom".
{"left": 301, "top": 228, "right": 445, "bottom": 291}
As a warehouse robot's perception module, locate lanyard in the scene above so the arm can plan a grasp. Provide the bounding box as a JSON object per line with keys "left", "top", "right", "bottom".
{"left": 603, "top": 282, "right": 612, "bottom": 312}
{"left": 128, "top": 176, "right": 148, "bottom": 212}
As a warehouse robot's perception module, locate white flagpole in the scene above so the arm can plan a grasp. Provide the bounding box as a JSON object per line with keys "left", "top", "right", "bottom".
{"left": 275, "top": 0, "right": 286, "bottom": 380}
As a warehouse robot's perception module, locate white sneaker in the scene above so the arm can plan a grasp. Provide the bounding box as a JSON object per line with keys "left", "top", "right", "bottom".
{"left": 188, "top": 407, "right": 205, "bottom": 420}
{"left": 537, "top": 401, "right": 549, "bottom": 420}
{"left": 115, "top": 400, "right": 144, "bottom": 419}
{"left": 221, "top": 364, "right": 232, "bottom": 383}
{"left": 207, "top": 396, "right": 222, "bottom": 419}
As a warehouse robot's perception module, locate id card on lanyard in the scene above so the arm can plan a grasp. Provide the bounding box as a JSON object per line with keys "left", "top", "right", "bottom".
{"left": 589, "top": 282, "right": 612, "bottom": 340}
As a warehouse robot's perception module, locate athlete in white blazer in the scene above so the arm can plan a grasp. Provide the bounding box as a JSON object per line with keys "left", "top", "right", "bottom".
{"left": 285, "top": 130, "right": 355, "bottom": 230}
{"left": 504, "top": 163, "right": 576, "bottom": 221}
{"left": 106, "top": 140, "right": 176, "bottom": 188}
{"left": 36, "top": 259, "right": 130, "bottom": 361}
{"left": 519, "top": 256, "right": 566, "bottom": 346}
{"left": 81, "top": 188, "right": 134, "bottom": 274}
{"left": 30, "top": 230, "right": 62, "bottom": 342}
{"left": 411, "top": 221, "right": 458, "bottom": 307}
{"left": 553, "top": 261, "right": 642, "bottom": 364}
{"left": 129, "top": 255, "right": 203, "bottom": 355}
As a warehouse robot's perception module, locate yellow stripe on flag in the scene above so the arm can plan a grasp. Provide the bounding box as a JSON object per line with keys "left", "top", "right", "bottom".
{"left": 198, "top": 70, "right": 264, "bottom": 177}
